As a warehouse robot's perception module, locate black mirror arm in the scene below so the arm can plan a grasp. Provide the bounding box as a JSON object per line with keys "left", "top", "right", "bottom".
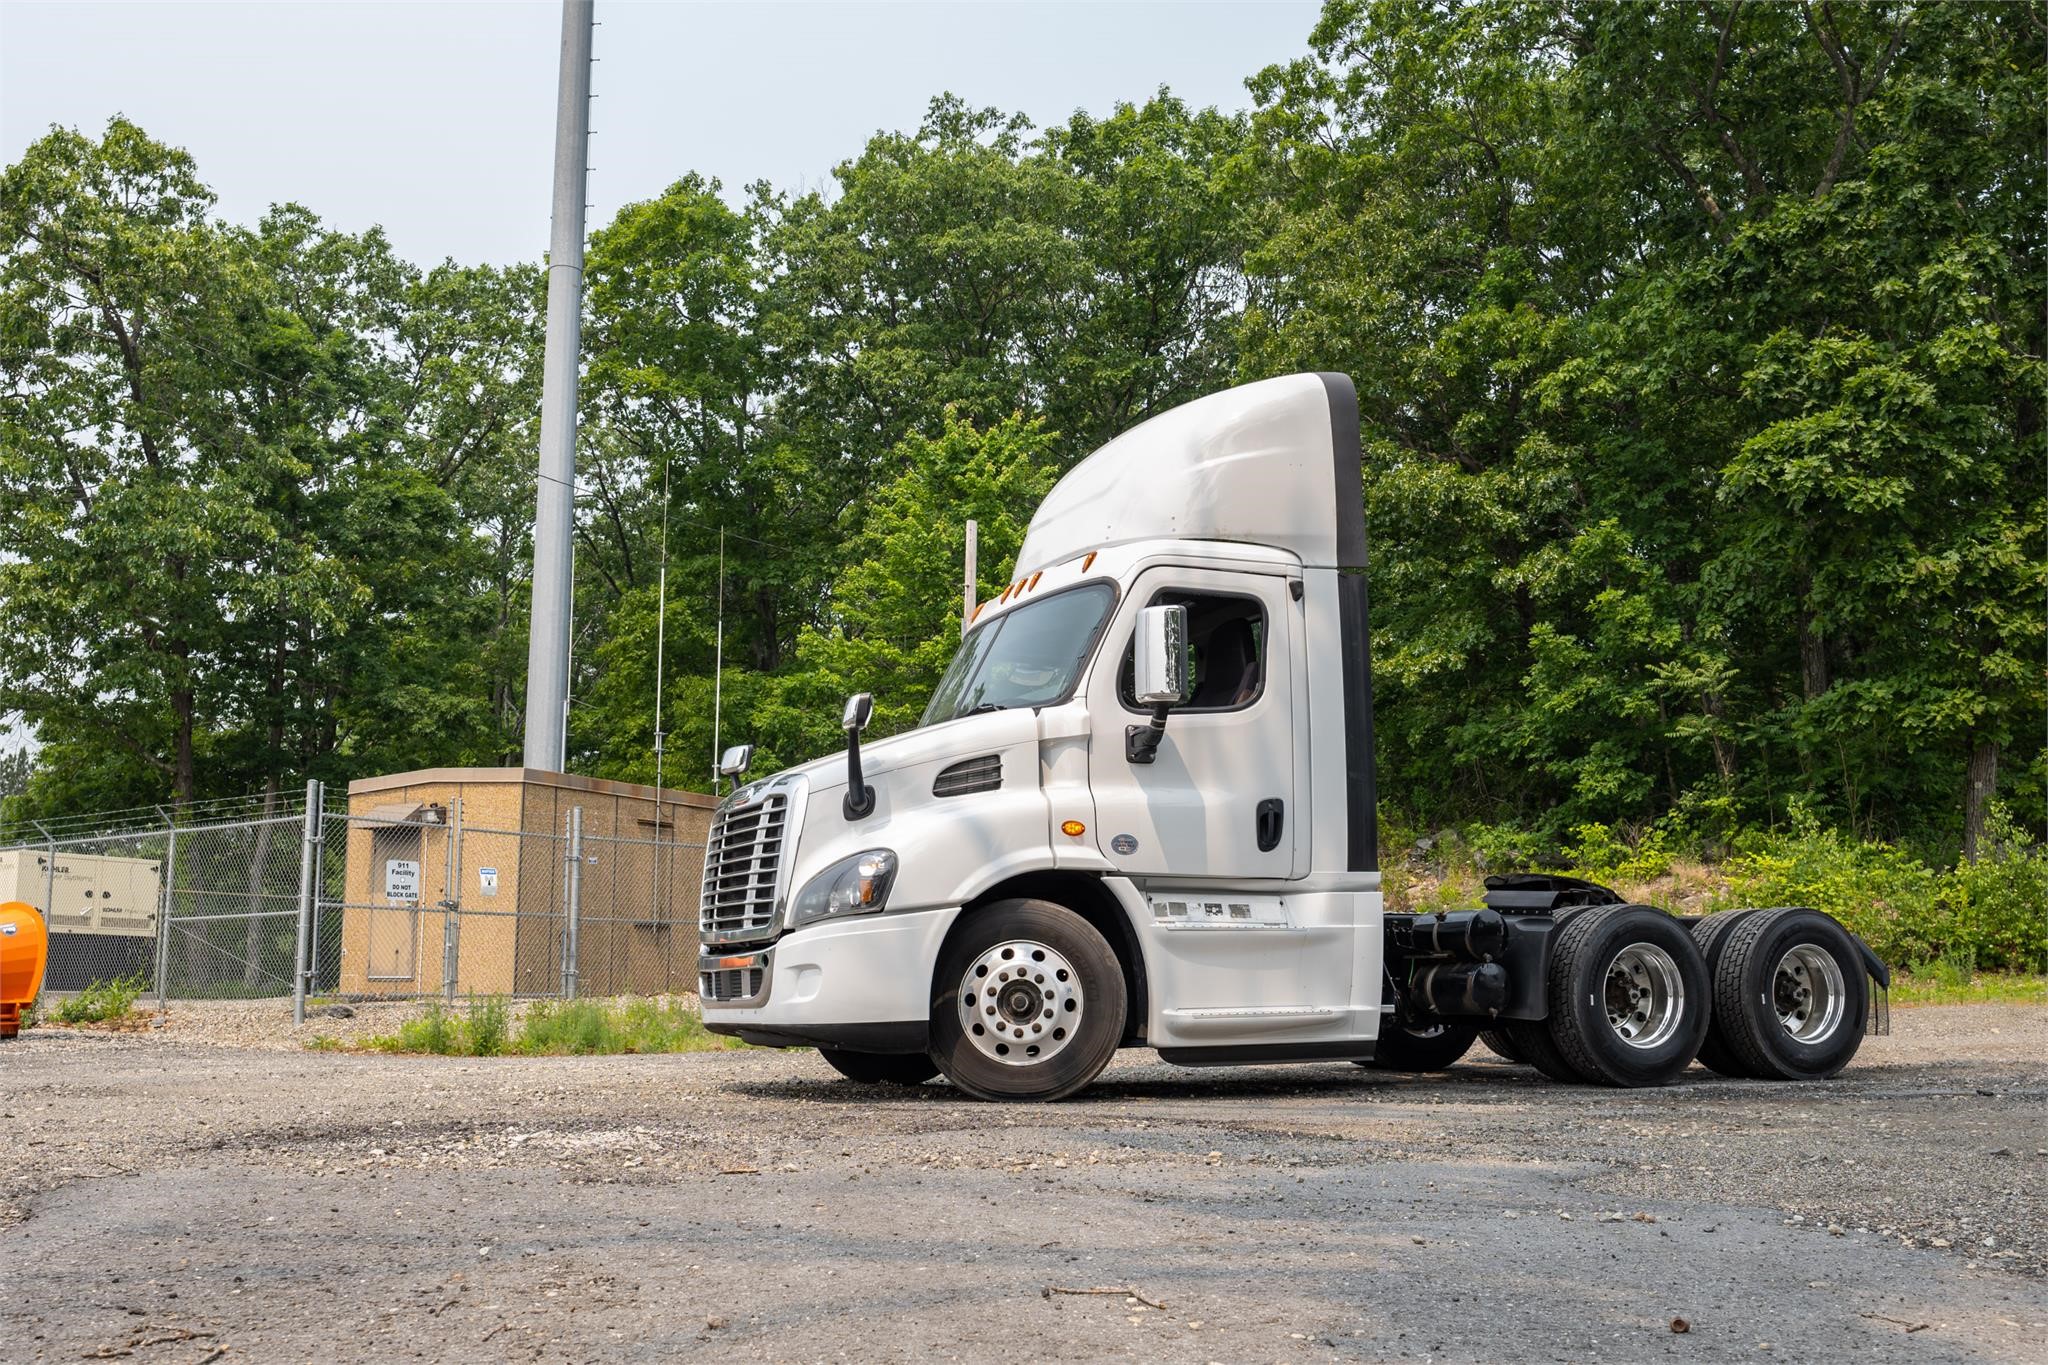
{"left": 843, "top": 728, "right": 875, "bottom": 819}
{"left": 1125, "top": 702, "right": 1172, "bottom": 764}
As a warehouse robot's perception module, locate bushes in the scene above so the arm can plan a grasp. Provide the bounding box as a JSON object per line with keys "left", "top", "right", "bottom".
{"left": 1727, "top": 804, "right": 2047, "bottom": 973}
{"left": 362, "top": 995, "right": 739, "bottom": 1057}
{"left": 1385, "top": 805, "right": 2045, "bottom": 974}
{"left": 51, "top": 973, "right": 145, "bottom": 1024}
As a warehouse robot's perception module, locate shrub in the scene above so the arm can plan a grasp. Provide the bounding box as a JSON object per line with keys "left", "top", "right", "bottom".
{"left": 465, "top": 995, "right": 511, "bottom": 1057}
{"left": 1564, "top": 821, "right": 1676, "bottom": 884}
{"left": 1725, "top": 808, "right": 1947, "bottom": 968}
{"left": 376, "top": 1001, "right": 462, "bottom": 1055}
{"left": 517, "top": 995, "right": 731, "bottom": 1055}
{"left": 52, "top": 973, "right": 144, "bottom": 1024}
{"left": 1943, "top": 805, "right": 2048, "bottom": 972}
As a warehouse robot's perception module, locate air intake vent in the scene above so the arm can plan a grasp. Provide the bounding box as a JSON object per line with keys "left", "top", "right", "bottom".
{"left": 932, "top": 754, "right": 1002, "bottom": 797}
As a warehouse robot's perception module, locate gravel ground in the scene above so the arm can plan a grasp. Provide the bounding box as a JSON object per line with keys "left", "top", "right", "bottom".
{"left": 2, "top": 1004, "right": 2042, "bottom": 1363}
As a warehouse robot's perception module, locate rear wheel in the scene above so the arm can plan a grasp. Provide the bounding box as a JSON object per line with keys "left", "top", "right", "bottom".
{"left": 1713, "top": 908, "right": 1868, "bottom": 1080}
{"left": 1501, "top": 905, "right": 1596, "bottom": 1082}
{"left": 1689, "top": 911, "right": 1764, "bottom": 1077}
{"left": 1544, "top": 905, "right": 1710, "bottom": 1087}
{"left": 1355, "top": 1022, "right": 1478, "bottom": 1072}
{"left": 817, "top": 1048, "right": 940, "bottom": 1086}
{"left": 1477, "top": 1028, "right": 1526, "bottom": 1064}
{"left": 928, "top": 899, "right": 1126, "bottom": 1102}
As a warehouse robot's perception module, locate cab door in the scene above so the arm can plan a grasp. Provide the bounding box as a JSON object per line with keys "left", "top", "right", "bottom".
{"left": 1084, "top": 566, "right": 1298, "bottom": 880}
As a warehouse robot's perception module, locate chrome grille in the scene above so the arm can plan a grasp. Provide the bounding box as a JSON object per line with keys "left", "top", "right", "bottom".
{"left": 700, "top": 967, "right": 765, "bottom": 1002}
{"left": 700, "top": 790, "right": 790, "bottom": 941}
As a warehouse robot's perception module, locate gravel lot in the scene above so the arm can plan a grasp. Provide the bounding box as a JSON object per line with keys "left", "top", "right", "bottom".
{"left": 3, "top": 1003, "right": 2043, "bottom": 1363}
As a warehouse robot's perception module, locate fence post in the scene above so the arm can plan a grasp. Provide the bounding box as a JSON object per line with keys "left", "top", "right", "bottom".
{"left": 562, "top": 806, "right": 583, "bottom": 999}
{"left": 293, "top": 778, "right": 322, "bottom": 1025}
{"left": 35, "top": 820, "right": 55, "bottom": 915}
{"left": 442, "top": 797, "right": 463, "bottom": 1004}
{"left": 155, "top": 815, "right": 178, "bottom": 1014}
{"left": 308, "top": 798, "right": 329, "bottom": 991}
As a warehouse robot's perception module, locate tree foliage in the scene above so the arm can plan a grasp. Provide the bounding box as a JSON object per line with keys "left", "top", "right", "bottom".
{"left": 2, "top": 5, "right": 2039, "bottom": 866}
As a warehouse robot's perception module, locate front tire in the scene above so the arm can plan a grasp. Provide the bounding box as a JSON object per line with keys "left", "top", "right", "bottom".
{"left": 817, "top": 1048, "right": 940, "bottom": 1086}
{"left": 928, "top": 899, "right": 1126, "bottom": 1102}
{"left": 1356, "top": 1022, "right": 1478, "bottom": 1072}
{"left": 1544, "top": 904, "right": 1710, "bottom": 1087}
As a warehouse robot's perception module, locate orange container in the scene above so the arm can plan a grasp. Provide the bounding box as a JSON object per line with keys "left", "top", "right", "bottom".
{"left": 1, "top": 900, "right": 49, "bottom": 1039}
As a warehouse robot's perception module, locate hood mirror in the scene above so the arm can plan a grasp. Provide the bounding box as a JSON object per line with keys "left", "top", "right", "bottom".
{"left": 718, "top": 743, "right": 754, "bottom": 778}
{"left": 842, "top": 692, "right": 877, "bottom": 820}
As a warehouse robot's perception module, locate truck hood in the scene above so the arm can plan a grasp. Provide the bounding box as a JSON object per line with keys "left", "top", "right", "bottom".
{"left": 728, "top": 708, "right": 1043, "bottom": 804}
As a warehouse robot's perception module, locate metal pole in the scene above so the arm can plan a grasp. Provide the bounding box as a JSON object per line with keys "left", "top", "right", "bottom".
{"left": 292, "top": 779, "right": 321, "bottom": 1025}
{"left": 963, "top": 518, "right": 978, "bottom": 629}
{"left": 155, "top": 817, "right": 178, "bottom": 1014}
{"left": 521, "top": 0, "right": 597, "bottom": 771}
{"left": 651, "top": 449, "right": 671, "bottom": 940}
{"left": 711, "top": 528, "right": 724, "bottom": 786}
{"left": 442, "top": 796, "right": 463, "bottom": 1004}
{"left": 562, "top": 806, "right": 584, "bottom": 999}
{"left": 308, "top": 796, "right": 328, "bottom": 991}
{"left": 35, "top": 820, "right": 54, "bottom": 916}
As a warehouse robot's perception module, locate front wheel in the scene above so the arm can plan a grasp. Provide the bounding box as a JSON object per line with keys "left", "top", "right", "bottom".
{"left": 817, "top": 1048, "right": 940, "bottom": 1086}
{"left": 1355, "top": 1022, "right": 1478, "bottom": 1072}
{"left": 928, "top": 899, "right": 1126, "bottom": 1102}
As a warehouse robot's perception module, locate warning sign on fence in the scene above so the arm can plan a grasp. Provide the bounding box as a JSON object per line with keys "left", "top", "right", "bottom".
{"left": 478, "top": 866, "right": 498, "bottom": 897}
{"left": 384, "top": 859, "right": 420, "bottom": 905}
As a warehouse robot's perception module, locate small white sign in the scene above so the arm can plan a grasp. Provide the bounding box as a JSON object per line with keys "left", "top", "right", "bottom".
{"left": 478, "top": 866, "right": 499, "bottom": 897}
{"left": 384, "top": 859, "right": 421, "bottom": 905}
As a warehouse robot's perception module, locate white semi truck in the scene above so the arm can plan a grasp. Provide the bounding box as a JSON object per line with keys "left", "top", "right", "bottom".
{"left": 698, "top": 373, "right": 1887, "bottom": 1101}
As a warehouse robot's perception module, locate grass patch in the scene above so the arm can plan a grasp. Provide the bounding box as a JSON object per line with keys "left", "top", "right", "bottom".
{"left": 51, "top": 973, "right": 145, "bottom": 1024}
{"left": 1891, "top": 969, "right": 2046, "bottom": 1008}
{"left": 348, "top": 995, "right": 742, "bottom": 1057}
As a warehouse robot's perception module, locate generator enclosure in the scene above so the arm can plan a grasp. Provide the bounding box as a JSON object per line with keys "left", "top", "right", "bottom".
{"left": 0, "top": 850, "right": 161, "bottom": 992}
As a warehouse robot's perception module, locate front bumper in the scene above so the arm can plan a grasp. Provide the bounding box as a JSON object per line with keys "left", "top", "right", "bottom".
{"left": 699, "top": 905, "right": 960, "bottom": 1053}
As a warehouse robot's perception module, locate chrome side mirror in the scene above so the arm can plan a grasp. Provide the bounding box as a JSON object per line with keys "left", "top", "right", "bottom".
{"left": 842, "top": 692, "right": 874, "bottom": 734}
{"left": 1128, "top": 604, "right": 1190, "bottom": 763}
{"left": 1133, "top": 605, "right": 1191, "bottom": 706}
{"left": 718, "top": 743, "right": 754, "bottom": 778}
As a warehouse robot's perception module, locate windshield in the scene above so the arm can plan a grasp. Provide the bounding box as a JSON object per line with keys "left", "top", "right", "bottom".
{"left": 921, "top": 583, "right": 1117, "bottom": 726}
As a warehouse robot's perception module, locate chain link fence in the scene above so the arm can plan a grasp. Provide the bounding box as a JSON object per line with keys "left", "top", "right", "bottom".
{"left": 1, "top": 782, "right": 709, "bottom": 1017}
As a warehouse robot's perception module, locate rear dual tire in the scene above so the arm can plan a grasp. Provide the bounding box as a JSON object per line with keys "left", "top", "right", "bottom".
{"left": 1501, "top": 905, "right": 1712, "bottom": 1087}
{"left": 1704, "top": 908, "right": 1868, "bottom": 1081}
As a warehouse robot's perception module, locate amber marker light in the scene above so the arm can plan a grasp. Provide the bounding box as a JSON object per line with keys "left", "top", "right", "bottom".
{"left": 716, "top": 955, "right": 758, "bottom": 970}
{"left": 1081, "top": 551, "right": 1097, "bottom": 572}
{"left": 1060, "top": 820, "right": 1086, "bottom": 837}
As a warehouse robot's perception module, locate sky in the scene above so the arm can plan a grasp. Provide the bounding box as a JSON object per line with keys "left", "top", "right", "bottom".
{"left": 1, "top": 0, "right": 1323, "bottom": 268}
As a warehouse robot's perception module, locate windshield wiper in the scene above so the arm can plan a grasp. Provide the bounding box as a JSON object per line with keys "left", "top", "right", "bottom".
{"left": 967, "top": 701, "right": 1008, "bottom": 714}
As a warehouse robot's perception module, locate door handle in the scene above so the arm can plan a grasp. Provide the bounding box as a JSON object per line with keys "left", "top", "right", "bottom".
{"left": 1255, "top": 798, "right": 1284, "bottom": 852}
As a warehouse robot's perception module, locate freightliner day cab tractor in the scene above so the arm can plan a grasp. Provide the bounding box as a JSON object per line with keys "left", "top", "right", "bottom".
{"left": 698, "top": 373, "right": 1889, "bottom": 1101}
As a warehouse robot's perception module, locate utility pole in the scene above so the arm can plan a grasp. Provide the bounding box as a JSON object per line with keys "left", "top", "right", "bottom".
{"left": 962, "top": 519, "right": 978, "bottom": 629}
{"left": 522, "top": 0, "right": 596, "bottom": 771}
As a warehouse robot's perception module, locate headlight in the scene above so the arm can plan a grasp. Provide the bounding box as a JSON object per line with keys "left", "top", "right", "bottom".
{"left": 789, "top": 849, "right": 898, "bottom": 929}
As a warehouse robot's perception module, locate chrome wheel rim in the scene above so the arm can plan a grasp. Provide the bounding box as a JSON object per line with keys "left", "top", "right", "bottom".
{"left": 958, "top": 940, "right": 1082, "bottom": 1066}
{"left": 1603, "top": 943, "right": 1685, "bottom": 1050}
{"left": 1773, "top": 944, "right": 1846, "bottom": 1043}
